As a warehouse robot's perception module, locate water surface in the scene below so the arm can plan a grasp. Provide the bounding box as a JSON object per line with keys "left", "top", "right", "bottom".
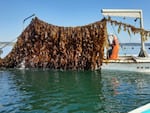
{"left": 0, "top": 69, "right": 150, "bottom": 113}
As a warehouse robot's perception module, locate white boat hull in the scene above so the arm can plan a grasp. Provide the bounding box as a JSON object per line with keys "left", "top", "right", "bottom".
{"left": 102, "top": 56, "right": 150, "bottom": 72}
{"left": 128, "top": 103, "right": 150, "bottom": 113}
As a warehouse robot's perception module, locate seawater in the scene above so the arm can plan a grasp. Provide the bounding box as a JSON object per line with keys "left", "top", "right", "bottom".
{"left": 119, "top": 45, "right": 150, "bottom": 56}
{"left": 0, "top": 69, "right": 150, "bottom": 113}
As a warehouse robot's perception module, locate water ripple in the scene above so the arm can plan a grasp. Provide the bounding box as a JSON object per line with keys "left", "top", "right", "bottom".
{"left": 0, "top": 70, "right": 150, "bottom": 113}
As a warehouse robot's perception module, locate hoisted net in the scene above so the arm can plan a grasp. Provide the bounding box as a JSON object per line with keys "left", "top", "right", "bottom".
{"left": 0, "top": 17, "right": 107, "bottom": 70}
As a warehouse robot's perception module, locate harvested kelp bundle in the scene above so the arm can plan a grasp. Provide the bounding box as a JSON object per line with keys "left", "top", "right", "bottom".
{"left": 0, "top": 17, "right": 107, "bottom": 70}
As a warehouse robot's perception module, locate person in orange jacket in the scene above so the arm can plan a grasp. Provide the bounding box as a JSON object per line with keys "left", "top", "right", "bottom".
{"left": 107, "top": 35, "right": 113, "bottom": 59}
{"left": 109, "top": 35, "right": 120, "bottom": 60}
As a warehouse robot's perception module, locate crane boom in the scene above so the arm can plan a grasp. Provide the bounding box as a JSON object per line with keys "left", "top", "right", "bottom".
{"left": 101, "top": 9, "right": 142, "bottom": 18}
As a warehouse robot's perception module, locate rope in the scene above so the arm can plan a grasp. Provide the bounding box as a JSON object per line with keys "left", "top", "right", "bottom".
{"left": 0, "top": 14, "right": 35, "bottom": 50}
{"left": 0, "top": 37, "right": 17, "bottom": 49}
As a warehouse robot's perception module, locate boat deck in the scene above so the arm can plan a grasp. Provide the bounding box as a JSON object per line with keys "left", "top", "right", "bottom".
{"left": 102, "top": 56, "right": 150, "bottom": 72}
{"left": 128, "top": 103, "right": 150, "bottom": 113}
{"left": 103, "top": 56, "right": 150, "bottom": 63}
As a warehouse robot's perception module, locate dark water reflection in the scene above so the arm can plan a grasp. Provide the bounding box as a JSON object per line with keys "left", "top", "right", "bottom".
{"left": 0, "top": 69, "right": 150, "bottom": 113}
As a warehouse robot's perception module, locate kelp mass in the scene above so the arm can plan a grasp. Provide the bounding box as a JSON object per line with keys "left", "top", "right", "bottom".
{"left": 1, "top": 17, "right": 150, "bottom": 70}
{"left": 0, "top": 17, "right": 107, "bottom": 70}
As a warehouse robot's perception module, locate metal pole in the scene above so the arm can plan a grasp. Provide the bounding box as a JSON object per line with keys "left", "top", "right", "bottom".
{"left": 138, "top": 11, "right": 148, "bottom": 57}
{"left": 23, "top": 14, "right": 35, "bottom": 30}
{"left": 23, "top": 14, "right": 35, "bottom": 24}
{"left": 0, "top": 49, "right": 3, "bottom": 58}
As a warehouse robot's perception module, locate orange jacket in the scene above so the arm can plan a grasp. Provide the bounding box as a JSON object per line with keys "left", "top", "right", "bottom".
{"left": 109, "top": 36, "right": 120, "bottom": 60}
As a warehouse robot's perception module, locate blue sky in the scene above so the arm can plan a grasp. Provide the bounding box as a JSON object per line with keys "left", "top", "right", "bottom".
{"left": 0, "top": 0, "right": 150, "bottom": 57}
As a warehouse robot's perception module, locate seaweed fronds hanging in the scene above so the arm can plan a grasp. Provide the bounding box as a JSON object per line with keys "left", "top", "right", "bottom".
{"left": 105, "top": 18, "right": 150, "bottom": 40}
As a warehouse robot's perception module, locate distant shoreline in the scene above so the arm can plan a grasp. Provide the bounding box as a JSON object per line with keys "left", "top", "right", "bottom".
{"left": 120, "top": 43, "right": 150, "bottom": 46}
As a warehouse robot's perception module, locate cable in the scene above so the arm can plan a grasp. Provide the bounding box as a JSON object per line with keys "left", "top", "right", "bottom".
{"left": 0, "top": 37, "right": 17, "bottom": 50}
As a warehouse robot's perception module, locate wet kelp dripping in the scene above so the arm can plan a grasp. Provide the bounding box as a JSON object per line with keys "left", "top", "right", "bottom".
{"left": 0, "top": 17, "right": 107, "bottom": 70}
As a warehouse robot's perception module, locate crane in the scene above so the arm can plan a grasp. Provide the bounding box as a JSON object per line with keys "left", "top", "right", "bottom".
{"left": 101, "top": 9, "right": 148, "bottom": 57}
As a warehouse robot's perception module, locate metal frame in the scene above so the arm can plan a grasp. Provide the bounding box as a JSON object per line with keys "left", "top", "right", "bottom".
{"left": 101, "top": 9, "right": 148, "bottom": 57}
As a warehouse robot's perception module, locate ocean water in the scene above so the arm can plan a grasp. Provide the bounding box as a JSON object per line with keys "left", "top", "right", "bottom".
{"left": 119, "top": 45, "right": 150, "bottom": 56}
{"left": 0, "top": 69, "right": 150, "bottom": 113}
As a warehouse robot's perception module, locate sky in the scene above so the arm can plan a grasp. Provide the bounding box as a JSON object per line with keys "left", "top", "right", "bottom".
{"left": 0, "top": 0, "right": 150, "bottom": 57}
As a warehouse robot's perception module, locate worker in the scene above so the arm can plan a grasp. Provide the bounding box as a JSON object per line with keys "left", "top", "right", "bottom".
{"left": 107, "top": 35, "right": 113, "bottom": 59}
{"left": 109, "top": 35, "right": 120, "bottom": 60}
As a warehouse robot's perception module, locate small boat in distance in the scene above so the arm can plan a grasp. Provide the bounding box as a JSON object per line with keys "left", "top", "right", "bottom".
{"left": 101, "top": 9, "right": 150, "bottom": 72}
